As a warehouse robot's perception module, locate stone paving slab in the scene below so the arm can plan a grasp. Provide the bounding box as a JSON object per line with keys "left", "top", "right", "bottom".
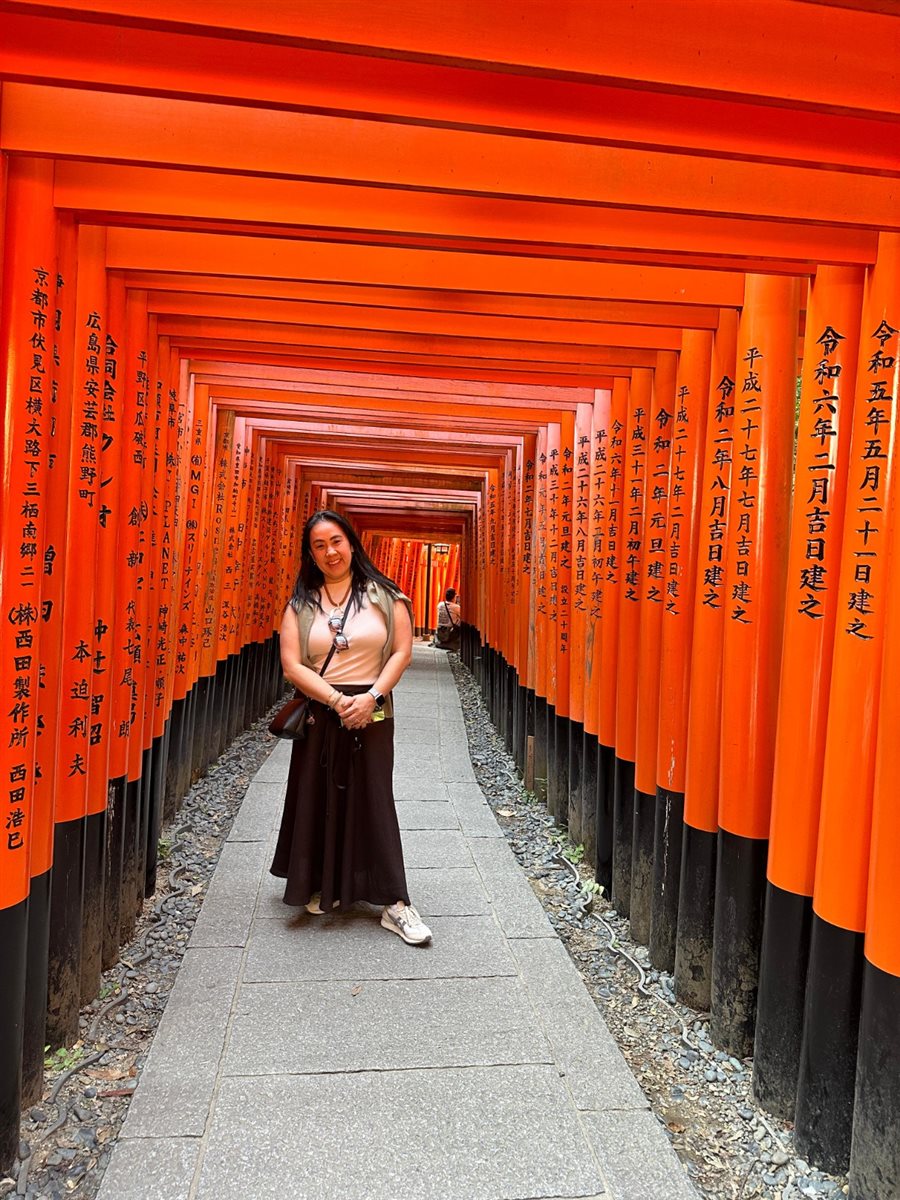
{"left": 582, "top": 1111, "right": 699, "bottom": 1200}
{"left": 510, "top": 937, "right": 648, "bottom": 1112}
{"left": 244, "top": 912, "right": 518, "bottom": 983}
{"left": 469, "top": 837, "right": 556, "bottom": 939}
{"left": 252, "top": 737, "right": 292, "bottom": 781}
{"left": 95, "top": 1137, "right": 200, "bottom": 1200}
{"left": 448, "top": 780, "right": 505, "bottom": 838}
{"left": 255, "top": 864, "right": 489, "bottom": 918}
{"left": 394, "top": 752, "right": 443, "bottom": 780}
{"left": 194, "top": 1066, "right": 607, "bottom": 1200}
{"left": 400, "top": 827, "right": 473, "bottom": 868}
{"left": 224, "top": 976, "right": 552, "bottom": 1075}
{"left": 188, "top": 840, "right": 270, "bottom": 948}
{"left": 440, "top": 743, "right": 478, "bottom": 782}
{"left": 393, "top": 775, "right": 452, "bottom": 803}
{"left": 405, "top": 865, "right": 491, "bottom": 915}
{"left": 395, "top": 799, "right": 460, "bottom": 829}
{"left": 226, "top": 779, "right": 283, "bottom": 842}
{"left": 120, "top": 984, "right": 237, "bottom": 1138}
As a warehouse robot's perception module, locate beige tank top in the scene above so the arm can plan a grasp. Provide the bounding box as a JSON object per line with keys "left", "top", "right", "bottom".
{"left": 308, "top": 593, "right": 387, "bottom": 685}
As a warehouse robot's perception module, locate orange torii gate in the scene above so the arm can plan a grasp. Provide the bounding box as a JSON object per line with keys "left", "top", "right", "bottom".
{"left": 1, "top": 4, "right": 898, "bottom": 1196}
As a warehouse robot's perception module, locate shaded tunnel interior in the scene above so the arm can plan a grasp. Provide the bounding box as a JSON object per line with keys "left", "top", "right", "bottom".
{"left": 1, "top": 5, "right": 899, "bottom": 1197}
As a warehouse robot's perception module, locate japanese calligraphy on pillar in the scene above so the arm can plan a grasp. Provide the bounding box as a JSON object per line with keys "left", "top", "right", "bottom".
{"left": 590, "top": 423, "right": 609, "bottom": 619}
{"left": 842, "top": 316, "right": 898, "bottom": 641}
{"left": 665, "top": 386, "right": 690, "bottom": 614}
{"left": 488, "top": 480, "right": 498, "bottom": 566}
{"left": 559, "top": 434, "right": 573, "bottom": 656}
{"left": 522, "top": 454, "right": 535, "bottom": 580}
{"left": 90, "top": 322, "right": 120, "bottom": 755}
{"left": 5, "top": 265, "right": 53, "bottom": 857}
{"left": 574, "top": 430, "right": 591, "bottom": 618}
{"left": 121, "top": 347, "right": 148, "bottom": 732}
{"left": 605, "top": 416, "right": 625, "bottom": 592}
{"left": 700, "top": 375, "right": 735, "bottom": 610}
{"left": 509, "top": 455, "right": 520, "bottom": 613}
{"left": 729, "top": 346, "right": 765, "bottom": 625}
{"left": 536, "top": 448, "right": 548, "bottom": 618}
{"left": 547, "top": 443, "right": 560, "bottom": 624}
{"left": 645, "top": 398, "right": 673, "bottom": 605}
{"left": 64, "top": 304, "right": 107, "bottom": 783}
{"left": 624, "top": 395, "right": 648, "bottom": 603}
{"left": 797, "top": 326, "right": 848, "bottom": 621}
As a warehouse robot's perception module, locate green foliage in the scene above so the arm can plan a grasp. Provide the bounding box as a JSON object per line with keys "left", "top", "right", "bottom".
{"left": 44, "top": 1044, "right": 82, "bottom": 1072}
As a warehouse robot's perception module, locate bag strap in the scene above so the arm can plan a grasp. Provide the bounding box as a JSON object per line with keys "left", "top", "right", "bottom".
{"left": 317, "top": 602, "right": 349, "bottom": 678}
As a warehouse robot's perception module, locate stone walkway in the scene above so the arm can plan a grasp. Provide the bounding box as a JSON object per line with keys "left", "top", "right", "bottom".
{"left": 97, "top": 648, "right": 699, "bottom": 1200}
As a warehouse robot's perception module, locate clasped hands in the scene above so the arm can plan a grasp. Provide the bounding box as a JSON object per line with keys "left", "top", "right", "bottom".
{"left": 329, "top": 690, "right": 376, "bottom": 730}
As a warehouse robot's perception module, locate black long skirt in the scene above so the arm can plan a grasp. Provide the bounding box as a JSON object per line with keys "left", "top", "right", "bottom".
{"left": 270, "top": 689, "right": 410, "bottom": 910}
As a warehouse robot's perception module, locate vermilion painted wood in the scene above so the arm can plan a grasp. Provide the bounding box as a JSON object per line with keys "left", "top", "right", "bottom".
{"left": 153, "top": 315, "right": 660, "bottom": 369}
{"left": 37, "top": 212, "right": 76, "bottom": 871}
{"left": 767, "top": 268, "right": 865, "bottom": 899}
{"left": 582, "top": 388, "right": 612, "bottom": 740}
{"left": 53, "top": 164, "right": 880, "bottom": 271}
{"left": 146, "top": 292, "right": 684, "bottom": 352}
{"left": 5, "top": 10, "right": 895, "bottom": 172}
{"left": 53, "top": 225, "right": 108, "bottom": 826}
{"left": 5, "top": 0, "right": 898, "bottom": 120}
{"left": 718, "top": 276, "right": 802, "bottom": 841}
{"left": 683, "top": 311, "right": 739, "bottom": 835}
{"left": 615, "top": 369, "right": 652, "bottom": 767}
{"left": 569, "top": 402, "right": 594, "bottom": 726}
{"left": 555, "top": 412, "right": 575, "bottom": 721}
{"left": 0, "top": 158, "right": 57, "bottom": 906}
{"left": 634, "top": 351, "right": 676, "bottom": 797}
{"left": 134, "top": 275, "right": 723, "bottom": 331}
{"left": 814, "top": 235, "right": 900, "bottom": 935}
{"left": 125, "top": 298, "right": 154, "bottom": 785}
{"left": 868, "top": 487, "right": 900, "bottom": 978}
{"left": 656, "top": 331, "right": 714, "bottom": 794}
{"left": 102, "top": 228, "right": 748, "bottom": 308}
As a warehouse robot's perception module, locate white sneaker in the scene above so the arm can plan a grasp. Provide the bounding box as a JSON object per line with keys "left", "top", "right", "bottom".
{"left": 381, "top": 903, "right": 432, "bottom": 945}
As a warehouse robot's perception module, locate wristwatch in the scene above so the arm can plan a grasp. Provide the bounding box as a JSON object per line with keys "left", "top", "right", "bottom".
{"left": 367, "top": 688, "right": 385, "bottom": 709}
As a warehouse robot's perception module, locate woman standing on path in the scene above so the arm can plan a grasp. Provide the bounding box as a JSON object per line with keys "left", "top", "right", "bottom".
{"left": 270, "top": 509, "right": 432, "bottom": 945}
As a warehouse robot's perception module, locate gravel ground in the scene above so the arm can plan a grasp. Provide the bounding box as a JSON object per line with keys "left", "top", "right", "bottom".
{"left": 447, "top": 654, "right": 850, "bottom": 1200}
{"left": 1, "top": 712, "right": 276, "bottom": 1200}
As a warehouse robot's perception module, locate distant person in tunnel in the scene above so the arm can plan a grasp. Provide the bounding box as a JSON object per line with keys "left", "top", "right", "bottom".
{"left": 270, "top": 509, "right": 432, "bottom": 945}
{"left": 432, "top": 587, "right": 461, "bottom": 651}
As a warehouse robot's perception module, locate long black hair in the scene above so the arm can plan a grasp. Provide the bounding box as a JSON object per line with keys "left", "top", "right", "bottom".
{"left": 289, "top": 509, "right": 402, "bottom": 611}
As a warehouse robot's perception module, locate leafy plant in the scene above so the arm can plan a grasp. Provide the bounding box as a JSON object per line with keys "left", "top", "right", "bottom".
{"left": 44, "top": 1043, "right": 83, "bottom": 1072}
